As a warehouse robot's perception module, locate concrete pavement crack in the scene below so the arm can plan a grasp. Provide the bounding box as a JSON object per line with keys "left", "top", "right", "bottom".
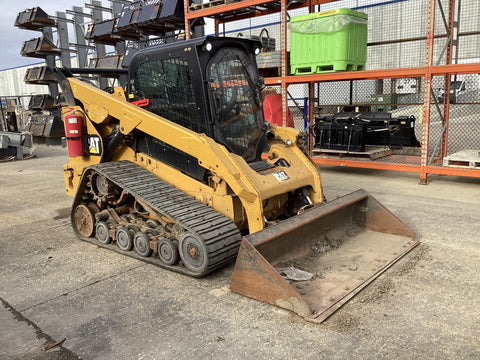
{"left": 1, "top": 297, "right": 81, "bottom": 359}
{"left": 19, "top": 264, "right": 145, "bottom": 313}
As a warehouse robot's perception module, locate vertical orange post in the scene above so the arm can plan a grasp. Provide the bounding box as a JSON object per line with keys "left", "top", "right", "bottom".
{"left": 215, "top": 19, "right": 220, "bottom": 37}
{"left": 420, "top": 0, "right": 436, "bottom": 184}
{"left": 184, "top": 0, "right": 191, "bottom": 40}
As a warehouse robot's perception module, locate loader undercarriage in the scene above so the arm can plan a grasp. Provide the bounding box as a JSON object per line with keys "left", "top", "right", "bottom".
{"left": 71, "top": 161, "right": 242, "bottom": 277}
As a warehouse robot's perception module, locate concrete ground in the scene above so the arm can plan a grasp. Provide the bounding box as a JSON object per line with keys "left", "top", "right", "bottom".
{"left": 0, "top": 144, "right": 479, "bottom": 360}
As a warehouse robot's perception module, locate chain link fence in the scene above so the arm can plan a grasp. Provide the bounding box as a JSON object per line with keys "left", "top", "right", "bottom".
{"left": 223, "top": 0, "right": 480, "bottom": 171}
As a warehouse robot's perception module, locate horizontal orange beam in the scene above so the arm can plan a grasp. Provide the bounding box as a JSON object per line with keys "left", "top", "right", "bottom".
{"left": 311, "top": 156, "right": 480, "bottom": 179}
{"left": 187, "top": 0, "right": 277, "bottom": 19}
{"left": 213, "top": 0, "right": 339, "bottom": 23}
{"left": 311, "top": 157, "right": 422, "bottom": 173}
{"left": 425, "top": 165, "right": 480, "bottom": 178}
{"left": 430, "top": 63, "right": 480, "bottom": 75}
{"left": 264, "top": 63, "right": 480, "bottom": 85}
{"left": 186, "top": 0, "right": 339, "bottom": 20}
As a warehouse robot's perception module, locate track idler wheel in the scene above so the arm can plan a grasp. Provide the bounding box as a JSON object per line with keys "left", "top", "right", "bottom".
{"left": 158, "top": 238, "right": 179, "bottom": 266}
{"left": 179, "top": 232, "right": 208, "bottom": 275}
{"left": 73, "top": 204, "right": 96, "bottom": 238}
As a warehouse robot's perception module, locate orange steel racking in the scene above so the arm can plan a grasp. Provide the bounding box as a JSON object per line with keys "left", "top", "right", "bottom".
{"left": 184, "top": 0, "right": 480, "bottom": 183}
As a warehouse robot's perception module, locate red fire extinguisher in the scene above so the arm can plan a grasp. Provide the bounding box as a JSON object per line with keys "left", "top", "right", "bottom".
{"left": 64, "top": 110, "right": 84, "bottom": 157}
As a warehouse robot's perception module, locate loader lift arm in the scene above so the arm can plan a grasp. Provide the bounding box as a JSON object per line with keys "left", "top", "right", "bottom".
{"left": 61, "top": 77, "right": 322, "bottom": 232}
{"left": 58, "top": 72, "right": 323, "bottom": 234}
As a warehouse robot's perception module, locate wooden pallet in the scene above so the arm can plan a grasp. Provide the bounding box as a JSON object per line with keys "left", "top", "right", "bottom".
{"left": 312, "top": 146, "right": 393, "bottom": 160}
{"left": 442, "top": 150, "right": 480, "bottom": 169}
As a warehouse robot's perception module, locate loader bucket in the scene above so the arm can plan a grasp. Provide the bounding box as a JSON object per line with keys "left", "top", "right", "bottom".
{"left": 230, "top": 189, "right": 417, "bottom": 323}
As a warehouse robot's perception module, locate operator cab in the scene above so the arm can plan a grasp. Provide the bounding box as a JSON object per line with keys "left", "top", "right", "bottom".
{"left": 204, "top": 40, "right": 267, "bottom": 163}
{"left": 127, "top": 36, "right": 268, "bottom": 173}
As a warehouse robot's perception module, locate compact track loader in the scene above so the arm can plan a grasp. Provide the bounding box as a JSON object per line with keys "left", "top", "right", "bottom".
{"left": 57, "top": 36, "right": 417, "bottom": 322}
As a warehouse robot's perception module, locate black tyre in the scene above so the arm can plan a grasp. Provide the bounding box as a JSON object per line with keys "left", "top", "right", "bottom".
{"left": 116, "top": 227, "right": 133, "bottom": 251}
{"left": 134, "top": 232, "right": 152, "bottom": 257}
{"left": 145, "top": 229, "right": 159, "bottom": 238}
{"left": 96, "top": 221, "right": 112, "bottom": 244}
{"left": 126, "top": 214, "right": 138, "bottom": 222}
{"left": 179, "top": 232, "right": 209, "bottom": 275}
{"left": 158, "top": 238, "right": 179, "bottom": 266}
{"left": 145, "top": 219, "right": 160, "bottom": 229}
{"left": 126, "top": 224, "right": 140, "bottom": 233}
{"left": 106, "top": 219, "right": 117, "bottom": 228}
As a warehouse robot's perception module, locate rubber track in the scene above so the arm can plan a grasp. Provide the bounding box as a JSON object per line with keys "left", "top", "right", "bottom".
{"left": 76, "top": 161, "right": 242, "bottom": 277}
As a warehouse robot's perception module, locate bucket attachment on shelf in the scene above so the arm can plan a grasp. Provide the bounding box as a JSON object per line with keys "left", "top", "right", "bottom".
{"left": 14, "top": 7, "right": 55, "bottom": 30}
{"left": 24, "top": 66, "right": 56, "bottom": 84}
{"left": 21, "top": 37, "right": 60, "bottom": 58}
{"left": 230, "top": 189, "right": 417, "bottom": 323}
{"left": 85, "top": 19, "right": 119, "bottom": 45}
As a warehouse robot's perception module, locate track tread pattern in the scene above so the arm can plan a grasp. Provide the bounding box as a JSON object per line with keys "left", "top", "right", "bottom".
{"left": 78, "top": 161, "right": 241, "bottom": 276}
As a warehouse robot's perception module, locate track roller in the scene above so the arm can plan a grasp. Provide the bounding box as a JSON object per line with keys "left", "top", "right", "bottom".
{"left": 116, "top": 227, "right": 134, "bottom": 251}
{"left": 96, "top": 221, "right": 112, "bottom": 244}
{"left": 158, "top": 238, "right": 179, "bottom": 265}
{"left": 134, "top": 232, "right": 152, "bottom": 257}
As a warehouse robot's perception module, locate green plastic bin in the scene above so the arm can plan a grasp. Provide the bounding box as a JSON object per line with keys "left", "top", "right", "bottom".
{"left": 290, "top": 8, "right": 368, "bottom": 75}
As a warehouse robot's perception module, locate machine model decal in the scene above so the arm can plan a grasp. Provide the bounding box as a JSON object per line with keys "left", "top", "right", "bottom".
{"left": 88, "top": 135, "right": 102, "bottom": 156}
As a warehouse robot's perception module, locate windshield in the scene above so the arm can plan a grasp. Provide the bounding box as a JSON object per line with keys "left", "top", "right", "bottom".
{"left": 207, "top": 47, "right": 266, "bottom": 163}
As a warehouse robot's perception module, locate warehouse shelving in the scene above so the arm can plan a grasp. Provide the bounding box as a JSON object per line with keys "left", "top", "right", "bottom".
{"left": 183, "top": 0, "right": 480, "bottom": 183}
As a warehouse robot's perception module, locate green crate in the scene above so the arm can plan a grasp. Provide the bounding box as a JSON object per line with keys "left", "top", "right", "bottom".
{"left": 371, "top": 94, "right": 398, "bottom": 111}
{"left": 290, "top": 8, "right": 368, "bottom": 75}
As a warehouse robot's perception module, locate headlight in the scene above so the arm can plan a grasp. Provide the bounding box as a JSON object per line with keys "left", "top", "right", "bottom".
{"left": 203, "top": 42, "right": 213, "bottom": 52}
